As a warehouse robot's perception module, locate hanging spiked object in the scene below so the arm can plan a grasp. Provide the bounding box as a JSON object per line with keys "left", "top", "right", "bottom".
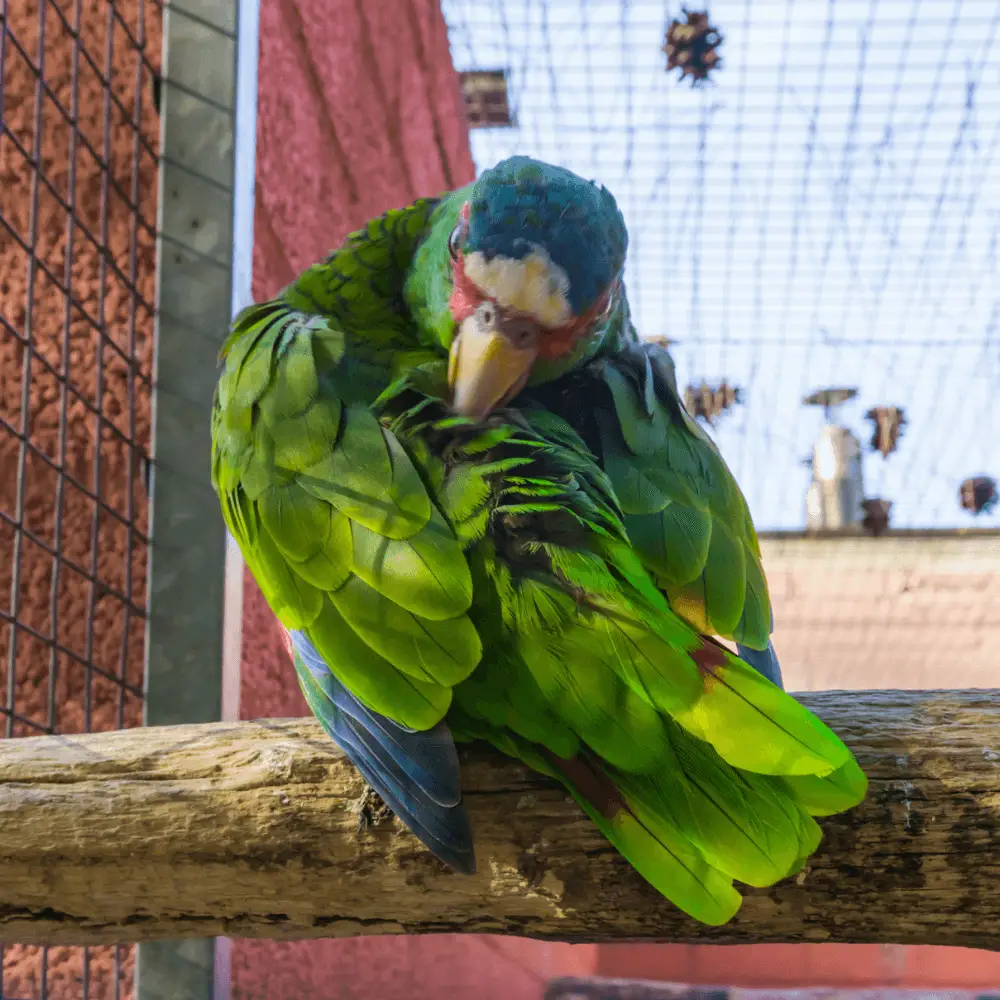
{"left": 663, "top": 9, "right": 724, "bottom": 86}
{"left": 865, "top": 405, "right": 907, "bottom": 458}
{"left": 683, "top": 379, "right": 742, "bottom": 425}
{"left": 861, "top": 498, "right": 893, "bottom": 537}
{"left": 959, "top": 476, "right": 998, "bottom": 515}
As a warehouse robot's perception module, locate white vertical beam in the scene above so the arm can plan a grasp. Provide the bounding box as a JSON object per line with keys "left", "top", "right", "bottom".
{"left": 216, "top": 0, "right": 260, "bottom": 993}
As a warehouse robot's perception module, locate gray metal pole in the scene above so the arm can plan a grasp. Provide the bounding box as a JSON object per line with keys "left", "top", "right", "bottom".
{"left": 138, "top": 0, "right": 259, "bottom": 996}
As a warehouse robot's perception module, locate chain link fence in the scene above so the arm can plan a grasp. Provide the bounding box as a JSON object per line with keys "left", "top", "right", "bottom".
{"left": 0, "top": 0, "right": 162, "bottom": 995}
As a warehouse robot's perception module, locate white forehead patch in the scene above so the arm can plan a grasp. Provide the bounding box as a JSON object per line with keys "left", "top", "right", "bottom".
{"left": 463, "top": 246, "right": 572, "bottom": 329}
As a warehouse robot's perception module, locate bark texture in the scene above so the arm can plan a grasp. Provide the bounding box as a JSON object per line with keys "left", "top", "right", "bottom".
{"left": 1, "top": 690, "right": 999, "bottom": 949}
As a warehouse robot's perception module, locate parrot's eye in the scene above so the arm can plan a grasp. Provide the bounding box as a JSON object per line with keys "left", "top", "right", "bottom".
{"left": 507, "top": 320, "right": 537, "bottom": 349}
{"left": 448, "top": 223, "right": 465, "bottom": 260}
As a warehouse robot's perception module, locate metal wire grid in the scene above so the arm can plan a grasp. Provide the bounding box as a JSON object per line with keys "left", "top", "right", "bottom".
{"left": 439, "top": 0, "right": 1000, "bottom": 695}
{"left": 440, "top": 0, "right": 1000, "bottom": 533}
{"left": 0, "top": 0, "right": 161, "bottom": 996}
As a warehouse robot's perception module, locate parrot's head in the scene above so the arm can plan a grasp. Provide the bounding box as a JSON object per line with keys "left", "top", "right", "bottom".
{"left": 443, "top": 156, "right": 628, "bottom": 421}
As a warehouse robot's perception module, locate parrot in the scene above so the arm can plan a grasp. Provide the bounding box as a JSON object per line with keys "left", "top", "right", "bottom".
{"left": 211, "top": 155, "right": 867, "bottom": 925}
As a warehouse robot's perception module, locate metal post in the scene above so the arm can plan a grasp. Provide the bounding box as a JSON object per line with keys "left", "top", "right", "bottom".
{"left": 805, "top": 424, "right": 865, "bottom": 532}
{"left": 138, "top": 0, "right": 258, "bottom": 996}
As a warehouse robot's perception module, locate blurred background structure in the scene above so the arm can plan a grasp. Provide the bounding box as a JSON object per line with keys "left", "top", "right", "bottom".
{"left": 1, "top": 0, "right": 998, "bottom": 998}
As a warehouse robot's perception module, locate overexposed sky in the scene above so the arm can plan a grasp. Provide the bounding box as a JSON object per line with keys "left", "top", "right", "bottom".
{"left": 441, "top": 0, "right": 1000, "bottom": 530}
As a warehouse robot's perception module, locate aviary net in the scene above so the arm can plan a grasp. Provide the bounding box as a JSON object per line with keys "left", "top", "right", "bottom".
{"left": 0, "top": 0, "right": 161, "bottom": 996}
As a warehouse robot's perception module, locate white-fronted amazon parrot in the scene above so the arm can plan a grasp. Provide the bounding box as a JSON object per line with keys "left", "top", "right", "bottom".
{"left": 211, "top": 155, "right": 866, "bottom": 925}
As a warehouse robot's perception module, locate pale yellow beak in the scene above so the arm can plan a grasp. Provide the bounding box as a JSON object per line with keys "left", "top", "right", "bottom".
{"left": 449, "top": 310, "right": 539, "bottom": 422}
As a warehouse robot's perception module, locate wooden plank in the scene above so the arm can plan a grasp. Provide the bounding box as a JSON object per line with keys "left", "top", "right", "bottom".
{"left": 1, "top": 690, "right": 998, "bottom": 948}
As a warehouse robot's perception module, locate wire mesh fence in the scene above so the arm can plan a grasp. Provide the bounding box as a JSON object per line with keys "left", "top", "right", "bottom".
{"left": 440, "top": 0, "right": 1000, "bottom": 696}
{"left": 441, "top": 0, "right": 1000, "bottom": 532}
{"left": 0, "top": 0, "right": 161, "bottom": 995}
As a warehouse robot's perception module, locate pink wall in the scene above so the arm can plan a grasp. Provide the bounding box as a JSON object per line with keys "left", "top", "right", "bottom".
{"left": 594, "top": 943, "right": 1000, "bottom": 991}
{"left": 241, "top": 0, "right": 473, "bottom": 748}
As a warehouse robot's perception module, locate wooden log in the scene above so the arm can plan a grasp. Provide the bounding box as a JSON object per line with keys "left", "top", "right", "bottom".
{"left": 1, "top": 690, "right": 999, "bottom": 948}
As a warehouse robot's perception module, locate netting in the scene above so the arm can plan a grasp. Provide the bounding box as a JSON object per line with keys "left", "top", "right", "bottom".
{"left": 441, "top": 0, "right": 1000, "bottom": 532}
{"left": 0, "top": 0, "right": 161, "bottom": 995}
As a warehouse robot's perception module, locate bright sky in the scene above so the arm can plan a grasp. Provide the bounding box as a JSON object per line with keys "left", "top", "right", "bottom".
{"left": 441, "top": 0, "right": 1000, "bottom": 530}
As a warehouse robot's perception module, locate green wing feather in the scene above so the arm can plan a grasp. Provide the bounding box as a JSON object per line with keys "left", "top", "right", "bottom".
{"left": 591, "top": 342, "right": 772, "bottom": 648}
{"left": 212, "top": 201, "right": 483, "bottom": 732}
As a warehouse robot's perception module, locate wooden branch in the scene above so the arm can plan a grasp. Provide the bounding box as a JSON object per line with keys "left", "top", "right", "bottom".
{"left": 1, "top": 690, "right": 999, "bottom": 948}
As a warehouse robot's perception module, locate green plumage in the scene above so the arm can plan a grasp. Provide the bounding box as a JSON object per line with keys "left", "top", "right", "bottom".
{"left": 211, "top": 167, "right": 867, "bottom": 926}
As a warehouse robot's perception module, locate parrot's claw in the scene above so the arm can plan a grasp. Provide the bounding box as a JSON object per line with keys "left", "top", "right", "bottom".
{"left": 355, "top": 783, "right": 395, "bottom": 834}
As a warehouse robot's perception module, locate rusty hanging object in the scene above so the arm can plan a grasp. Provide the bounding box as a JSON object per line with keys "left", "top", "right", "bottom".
{"left": 458, "top": 70, "right": 514, "bottom": 128}
{"left": 663, "top": 9, "right": 724, "bottom": 86}
{"left": 647, "top": 335, "right": 676, "bottom": 349}
{"left": 865, "top": 405, "right": 907, "bottom": 458}
{"left": 861, "top": 498, "right": 893, "bottom": 537}
{"left": 959, "top": 476, "right": 998, "bottom": 515}
{"left": 684, "top": 379, "right": 742, "bottom": 425}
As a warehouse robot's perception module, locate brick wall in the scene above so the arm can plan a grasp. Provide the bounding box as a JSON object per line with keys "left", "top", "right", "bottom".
{"left": 0, "top": 0, "right": 160, "bottom": 994}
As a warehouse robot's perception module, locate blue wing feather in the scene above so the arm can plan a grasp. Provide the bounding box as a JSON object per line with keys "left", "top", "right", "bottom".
{"left": 289, "top": 629, "right": 476, "bottom": 874}
{"left": 736, "top": 611, "right": 784, "bottom": 689}
{"left": 735, "top": 640, "right": 784, "bottom": 689}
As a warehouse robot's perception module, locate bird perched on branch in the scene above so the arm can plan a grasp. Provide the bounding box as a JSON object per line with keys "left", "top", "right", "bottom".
{"left": 211, "top": 156, "right": 866, "bottom": 926}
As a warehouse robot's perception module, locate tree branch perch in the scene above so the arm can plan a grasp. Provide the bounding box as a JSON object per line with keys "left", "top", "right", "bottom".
{"left": 1, "top": 690, "right": 998, "bottom": 948}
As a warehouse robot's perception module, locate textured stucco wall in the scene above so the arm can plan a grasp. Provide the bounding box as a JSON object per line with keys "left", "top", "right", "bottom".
{"left": 0, "top": 0, "right": 161, "bottom": 996}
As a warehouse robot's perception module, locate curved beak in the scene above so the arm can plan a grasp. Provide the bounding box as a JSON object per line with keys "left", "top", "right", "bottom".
{"left": 449, "top": 309, "right": 539, "bottom": 422}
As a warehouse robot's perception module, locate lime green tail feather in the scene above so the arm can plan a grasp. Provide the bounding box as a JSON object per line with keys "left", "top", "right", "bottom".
{"left": 461, "top": 714, "right": 863, "bottom": 925}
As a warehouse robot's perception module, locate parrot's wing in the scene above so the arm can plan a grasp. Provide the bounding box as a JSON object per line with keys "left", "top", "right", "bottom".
{"left": 212, "top": 249, "right": 481, "bottom": 871}
{"left": 592, "top": 341, "right": 773, "bottom": 651}
{"left": 380, "top": 391, "right": 866, "bottom": 925}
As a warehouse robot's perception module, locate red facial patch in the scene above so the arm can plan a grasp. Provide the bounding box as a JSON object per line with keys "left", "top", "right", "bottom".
{"left": 448, "top": 253, "right": 484, "bottom": 325}
{"left": 536, "top": 289, "right": 614, "bottom": 360}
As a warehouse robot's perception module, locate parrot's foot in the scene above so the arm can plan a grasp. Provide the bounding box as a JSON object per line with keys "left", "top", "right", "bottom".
{"left": 355, "top": 784, "right": 395, "bottom": 834}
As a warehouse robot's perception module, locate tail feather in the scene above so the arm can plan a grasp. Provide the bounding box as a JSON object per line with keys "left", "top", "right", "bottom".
{"left": 289, "top": 629, "right": 477, "bottom": 874}
{"left": 778, "top": 756, "right": 869, "bottom": 817}
{"left": 541, "top": 734, "right": 852, "bottom": 924}
{"left": 544, "top": 751, "right": 742, "bottom": 926}
{"left": 620, "top": 718, "right": 822, "bottom": 888}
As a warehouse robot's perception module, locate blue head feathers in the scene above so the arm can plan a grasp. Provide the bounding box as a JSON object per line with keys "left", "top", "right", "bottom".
{"left": 462, "top": 156, "right": 628, "bottom": 322}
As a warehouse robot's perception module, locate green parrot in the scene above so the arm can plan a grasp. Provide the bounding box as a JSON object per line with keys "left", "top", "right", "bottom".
{"left": 211, "top": 155, "right": 867, "bottom": 925}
